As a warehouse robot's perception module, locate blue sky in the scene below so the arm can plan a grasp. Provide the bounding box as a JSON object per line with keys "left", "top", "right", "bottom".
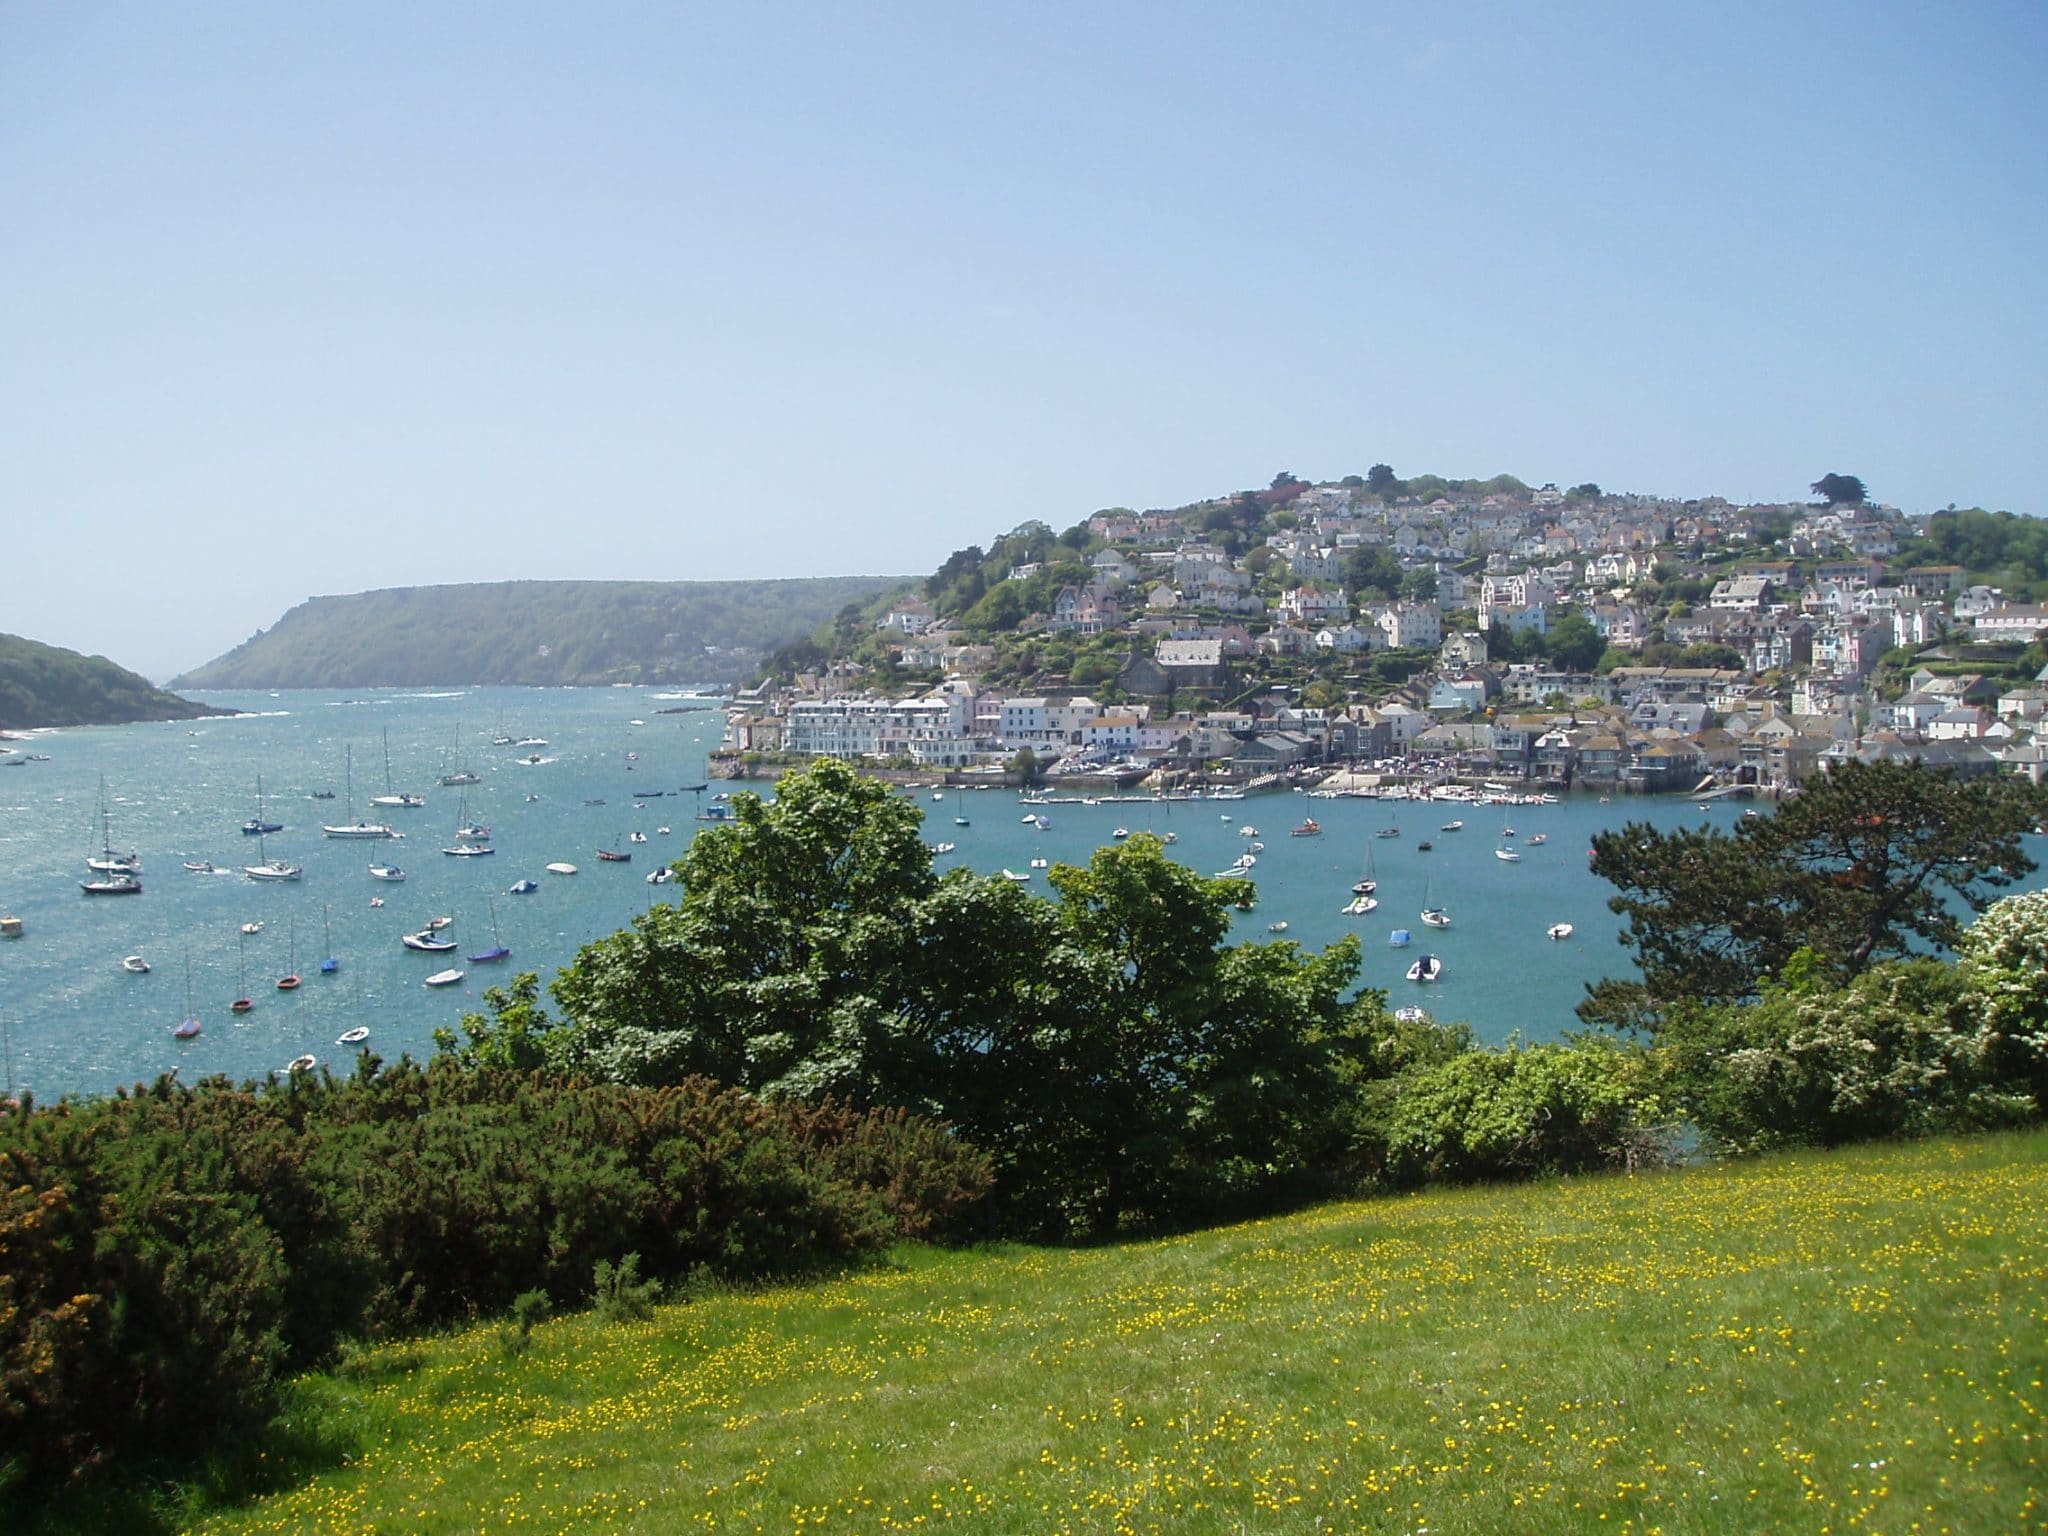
{"left": 4, "top": 2, "right": 2043, "bottom": 677}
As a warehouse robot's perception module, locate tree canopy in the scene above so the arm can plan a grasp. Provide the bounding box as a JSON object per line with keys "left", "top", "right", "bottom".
{"left": 1810, "top": 472, "right": 1868, "bottom": 506}
{"left": 1582, "top": 760, "right": 2046, "bottom": 1028}
{"left": 0, "top": 632, "right": 229, "bottom": 729}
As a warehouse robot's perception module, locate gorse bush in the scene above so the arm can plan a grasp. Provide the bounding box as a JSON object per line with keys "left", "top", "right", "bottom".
{"left": 0, "top": 1060, "right": 991, "bottom": 1484}
{"left": 591, "top": 1253, "right": 661, "bottom": 1324}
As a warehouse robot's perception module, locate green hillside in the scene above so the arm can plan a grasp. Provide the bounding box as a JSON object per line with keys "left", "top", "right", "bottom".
{"left": 0, "top": 632, "right": 230, "bottom": 729}
{"left": 169, "top": 576, "right": 905, "bottom": 690}
{"left": 99, "top": 1131, "right": 2045, "bottom": 1536}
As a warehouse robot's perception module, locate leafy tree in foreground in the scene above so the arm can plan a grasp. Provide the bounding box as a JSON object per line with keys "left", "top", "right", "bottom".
{"left": 544, "top": 757, "right": 1402, "bottom": 1235}
{"left": 551, "top": 758, "right": 934, "bottom": 1094}
{"left": 1582, "top": 760, "right": 2045, "bottom": 1028}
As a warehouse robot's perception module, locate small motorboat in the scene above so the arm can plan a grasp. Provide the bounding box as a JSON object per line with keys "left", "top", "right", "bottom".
{"left": 285, "top": 1054, "right": 317, "bottom": 1074}
{"left": 369, "top": 896, "right": 385, "bottom": 908}
{"left": 596, "top": 847, "right": 632, "bottom": 863}
{"left": 337, "top": 1026, "right": 370, "bottom": 1045}
{"left": 1405, "top": 954, "right": 1443, "bottom": 983}
{"left": 0, "top": 914, "right": 23, "bottom": 938}
{"left": 646, "top": 866, "right": 676, "bottom": 883}
{"left": 239, "top": 921, "right": 263, "bottom": 935}
{"left": 629, "top": 831, "right": 648, "bottom": 843}
{"left": 121, "top": 954, "right": 151, "bottom": 974}
{"left": 1416, "top": 840, "right": 1434, "bottom": 852}
{"left": 1439, "top": 820, "right": 1464, "bottom": 832}
{"left": 1112, "top": 827, "right": 1130, "bottom": 840}
{"left": 1343, "top": 895, "right": 1378, "bottom": 915}
{"left": 658, "top": 825, "right": 672, "bottom": 835}
{"left": 1495, "top": 847, "right": 1522, "bottom": 862}
{"left": 1267, "top": 921, "right": 1289, "bottom": 932}
{"left": 954, "top": 816, "right": 969, "bottom": 827}
{"left": 1393, "top": 1005, "right": 1430, "bottom": 1023}
{"left": 1420, "top": 907, "right": 1450, "bottom": 928}
{"left": 1030, "top": 857, "right": 1049, "bottom": 869}
{"left": 1238, "top": 825, "right": 1259, "bottom": 838}
{"left": 1527, "top": 833, "right": 1549, "bottom": 846}
{"left": 1547, "top": 922, "right": 1575, "bottom": 941}
{"left": 546, "top": 862, "right": 578, "bottom": 876}
{"left": 442, "top": 842, "right": 495, "bottom": 857}
{"left": 401, "top": 930, "right": 457, "bottom": 952}
{"left": 183, "top": 860, "right": 215, "bottom": 873}
{"left": 1001, "top": 868, "right": 1032, "bottom": 882}
{"left": 369, "top": 864, "right": 406, "bottom": 882}
{"left": 509, "top": 879, "right": 541, "bottom": 894}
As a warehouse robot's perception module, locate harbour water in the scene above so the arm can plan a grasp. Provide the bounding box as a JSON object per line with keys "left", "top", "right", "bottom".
{"left": 5, "top": 687, "right": 2039, "bottom": 1101}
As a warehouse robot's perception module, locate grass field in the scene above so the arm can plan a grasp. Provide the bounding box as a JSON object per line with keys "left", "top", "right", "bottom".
{"left": 96, "top": 1133, "right": 2048, "bottom": 1534}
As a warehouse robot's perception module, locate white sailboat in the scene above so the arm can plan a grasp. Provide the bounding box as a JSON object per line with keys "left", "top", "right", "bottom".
{"left": 323, "top": 745, "right": 402, "bottom": 839}
{"left": 441, "top": 791, "right": 494, "bottom": 857}
{"left": 369, "top": 728, "right": 425, "bottom": 809}
{"left": 81, "top": 778, "right": 143, "bottom": 894}
{"left": 1494, "top": 812, "right": 1521, "bottom": 862}
{"left": 243, "top": 828, "right": 302, "bottom": 881}
{"left": 1419, "top": 874, "right": 1450, "bottom": 928}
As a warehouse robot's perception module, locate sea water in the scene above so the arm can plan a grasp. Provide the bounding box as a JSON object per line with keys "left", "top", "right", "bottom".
{"left": 5, "top": 687, "right": 2035, "bottom": 1101}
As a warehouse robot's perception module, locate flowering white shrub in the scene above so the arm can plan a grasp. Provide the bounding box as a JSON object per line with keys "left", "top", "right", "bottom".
{"left": 1957, "top": 888, "right": 2048, "bottom": 1114}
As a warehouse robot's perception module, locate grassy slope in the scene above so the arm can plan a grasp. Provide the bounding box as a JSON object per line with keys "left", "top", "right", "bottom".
{"left": 151, "top": 1134, "right": 2048, "bottom": 1533}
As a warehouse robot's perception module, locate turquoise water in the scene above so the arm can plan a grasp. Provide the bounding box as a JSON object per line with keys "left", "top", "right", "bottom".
{"left": 5, "top": 688, "right": 2038, "bottom": 1101}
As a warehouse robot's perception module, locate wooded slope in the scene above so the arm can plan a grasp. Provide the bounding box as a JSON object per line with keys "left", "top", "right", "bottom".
{"left": 0, "top": 632, "right": 230, "bottom": 728}
{"left": 170, "top": 576, "right": 904, "bottom": 689}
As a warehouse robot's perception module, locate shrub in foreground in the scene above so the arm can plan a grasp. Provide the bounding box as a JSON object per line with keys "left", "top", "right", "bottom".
{"left": 0, "top": 1062, "right": 990, "bottom": 1485}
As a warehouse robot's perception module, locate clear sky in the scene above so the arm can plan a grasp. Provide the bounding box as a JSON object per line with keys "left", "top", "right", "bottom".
{"left": 4, "top": 2, "right": 2044, "bottom": 679}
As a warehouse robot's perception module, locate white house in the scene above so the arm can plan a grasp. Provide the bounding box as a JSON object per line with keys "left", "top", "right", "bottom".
{"left": 1373, "top": 602, "right": 1442, "bottom": 650}
{"left": 1314, "top": 624, "right": 1376, "bottom": 653}
{"left": 1276, "top": 585, "right": 1349, "bottom": 625}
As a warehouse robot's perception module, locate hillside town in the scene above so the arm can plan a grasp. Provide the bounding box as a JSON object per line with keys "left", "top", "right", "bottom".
{"left": 720, "top": 476, "right": 2048, "bottom": 795}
